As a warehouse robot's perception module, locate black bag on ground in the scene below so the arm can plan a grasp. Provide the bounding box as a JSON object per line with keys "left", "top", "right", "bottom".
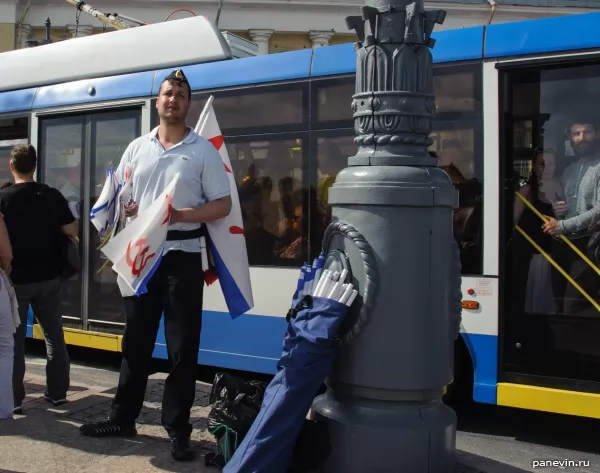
{"left": 204, "top": 372, "right": 267, "bottom": 469}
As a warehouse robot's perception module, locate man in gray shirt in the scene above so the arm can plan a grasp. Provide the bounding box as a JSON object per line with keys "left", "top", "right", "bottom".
{"left": 542, "top": 118, "right": 600, "bottom": 315}
{"left": 79, "top": 69, "right": 232, "bottom": 461}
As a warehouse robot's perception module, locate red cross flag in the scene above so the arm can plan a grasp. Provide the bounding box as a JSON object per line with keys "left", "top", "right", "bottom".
{"left": 195, "top": 96, "right": 254, "bottom": 318}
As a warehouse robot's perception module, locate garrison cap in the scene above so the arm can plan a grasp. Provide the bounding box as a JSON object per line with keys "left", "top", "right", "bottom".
{"left": 162, "top": 68, "right": 191, "bottom": 91}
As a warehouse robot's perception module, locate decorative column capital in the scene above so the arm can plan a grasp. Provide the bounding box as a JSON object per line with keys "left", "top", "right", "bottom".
{"left": 345, "top": 0, "right": 447, "bottom": 166}
{"left": 249, "top": 29, "right": 274, "bottom": 55}
{"left": 16, "top": 23, "right": 32, "bottom": 49}
{"left": 309, "top": 30, "right": 335, "bottom": 48}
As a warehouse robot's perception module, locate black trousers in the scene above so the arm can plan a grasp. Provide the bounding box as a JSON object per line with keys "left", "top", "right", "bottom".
{"left": 110, "top": 251, "right": 204, "bottom": 439}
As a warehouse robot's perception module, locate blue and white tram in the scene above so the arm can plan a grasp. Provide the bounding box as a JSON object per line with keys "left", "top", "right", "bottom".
{"left": 2, "top": 11, "right": 600, "bottom": 419}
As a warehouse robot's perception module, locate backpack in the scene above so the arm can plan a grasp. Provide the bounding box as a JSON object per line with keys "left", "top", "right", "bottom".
{"left": 38, "top": 184, "right": 81, "bottom": 280}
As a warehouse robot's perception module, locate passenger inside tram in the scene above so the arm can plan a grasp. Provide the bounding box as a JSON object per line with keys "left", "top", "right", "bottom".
{"left": 543, "top": 118, "right": 600, "bottom": 317}
{"left": 512, "top": 147, "right": 561, "bottom": 315}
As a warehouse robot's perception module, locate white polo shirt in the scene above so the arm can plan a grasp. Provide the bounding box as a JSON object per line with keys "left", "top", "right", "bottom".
{"left": 116, "top": 126, "right": 230, "bottom": 253}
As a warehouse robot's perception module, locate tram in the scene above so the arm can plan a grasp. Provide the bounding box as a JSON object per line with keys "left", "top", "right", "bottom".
{"left": 2, "top": 11, "right": 600, "bottom": 419}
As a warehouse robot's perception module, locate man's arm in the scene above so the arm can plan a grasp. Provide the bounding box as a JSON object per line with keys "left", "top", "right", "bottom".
{"left": 171, "top": 195, "right": 232, "bottom": 224}
{"left": 171, "top": 140, "right": 232, "bottom": 224}
{"left": 61, "top": 221, "right": 79, "bottom": 239}
{"left": 51, "top": 189, "right": 79, "bottom": 238}
{"left": 115, "top": 144, "right": 139, "bottom": 217}
{"left": 559, "top": 174, "right": 600, "bottom": 235}
{"left": 115, "top": 143, "right": 133, "bottom": 182}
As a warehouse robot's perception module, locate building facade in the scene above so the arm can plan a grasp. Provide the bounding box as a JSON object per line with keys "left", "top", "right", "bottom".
{"left": 1, "top": 0, "right": 600, "bottom": 54}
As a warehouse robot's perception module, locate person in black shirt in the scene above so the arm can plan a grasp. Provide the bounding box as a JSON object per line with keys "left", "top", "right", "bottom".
{"left": 1, "top": 144, "right": 78, "bottom": 414}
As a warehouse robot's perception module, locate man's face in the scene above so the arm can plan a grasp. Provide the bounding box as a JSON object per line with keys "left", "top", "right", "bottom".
{"left": 569, "top": 123, "right": 597, "bottom": 157}
{"left": 156, "top": 80, "right": 191, "bottom": 125}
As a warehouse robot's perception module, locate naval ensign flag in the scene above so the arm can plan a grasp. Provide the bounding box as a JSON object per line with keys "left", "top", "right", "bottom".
{"left": 195, "top": 95, "right": 254, "bottom": 319}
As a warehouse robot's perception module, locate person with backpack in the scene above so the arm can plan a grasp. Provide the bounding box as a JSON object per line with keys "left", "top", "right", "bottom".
{"left": 0, "top": 144, "right": 78, "bottom": 415}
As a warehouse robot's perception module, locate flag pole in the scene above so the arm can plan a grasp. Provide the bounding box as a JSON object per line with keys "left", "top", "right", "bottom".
{"left": 194, "top": 95, "right": 215, "bottom": 135}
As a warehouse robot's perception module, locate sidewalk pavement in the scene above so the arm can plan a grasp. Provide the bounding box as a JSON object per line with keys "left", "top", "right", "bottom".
{"left": 0, "top": 372, "right": 217, "bottom": 473}
{"left": 0, "top": 371, "right": 491, "bottom": 473}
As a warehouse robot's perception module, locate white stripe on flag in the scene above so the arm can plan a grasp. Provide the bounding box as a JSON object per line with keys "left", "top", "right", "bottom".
{"left": 195, "top": 95, "right": 254, "bottom": 318}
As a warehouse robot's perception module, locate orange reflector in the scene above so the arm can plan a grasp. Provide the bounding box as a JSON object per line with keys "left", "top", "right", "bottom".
{"left": 462, "top": 300, "right": 479, "bottom": 310}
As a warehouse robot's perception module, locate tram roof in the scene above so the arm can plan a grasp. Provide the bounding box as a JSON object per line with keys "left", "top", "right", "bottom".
{"left": 0, "top": 15, "right": 234, "bottom": 93}
{"left": 3, "top": 11, "right": 600, "bottom": 113}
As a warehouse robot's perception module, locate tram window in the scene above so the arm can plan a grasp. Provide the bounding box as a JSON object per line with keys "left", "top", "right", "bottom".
{"left": 225, "top": 135, "right": 310, "bottom": 266}
{"left": 434, "top": 69, "right": 480, "bottom": 113}
{"left": 151, "top": 82, "right": 309, "bottom": 134}
{"left": 314, "top": 131, "right": 354, "bottom": 218}
{"left": 311, "top": 66, "right": 481, "bottom": 130}
{"left": 311, "top": 77, "right": 354, "bottom": 128}
{"left": 0, "top": 117, "right": 28, "bottom": 141}
{"left": 40, "top": 119, "right": 84, "bottom": 219}
{"left": 430, "top": 124, "right": 483, "bottom": 276}
{"left": 0, "top": 117, "right": 28, "bottom": 185}
{"left": 39, "top": 116, "right": 85, "bottom": 326}
{"left": 502, "top": 62, "right": 600, "bottom": 384}
{"left": 431, "top": 64, "right": 483, "bottom": 275}
{"left": 88, "top": 110, "right": 140, "bottom": 329}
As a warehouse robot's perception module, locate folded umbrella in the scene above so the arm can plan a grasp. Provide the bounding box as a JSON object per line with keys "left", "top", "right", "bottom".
{"left": 223, "top": 262, "right": 357, "bottom": 473}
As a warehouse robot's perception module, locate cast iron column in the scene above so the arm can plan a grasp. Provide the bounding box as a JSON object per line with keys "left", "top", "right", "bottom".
{"left": 312, "top": 1, "right": 461, "bottom": 471}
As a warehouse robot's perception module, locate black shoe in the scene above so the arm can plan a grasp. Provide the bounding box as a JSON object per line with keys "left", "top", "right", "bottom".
{"left": 13, "top": 406, "right": 22, "bottom": 415}
{"left": 170, "top": 437, "right": 194, "bottom": 461}
{"left": 43, "top": 393, "right": 68, "bottom": 407}
{"left": 80, "top": 419, "right": 137, "bottom": 438}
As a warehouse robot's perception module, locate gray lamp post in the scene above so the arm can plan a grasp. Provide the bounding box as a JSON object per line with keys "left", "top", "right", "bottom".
{"left": 312, "top": 1, "right": 462, "bottom": 471}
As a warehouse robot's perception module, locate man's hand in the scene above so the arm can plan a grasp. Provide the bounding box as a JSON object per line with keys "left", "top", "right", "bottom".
{"left": 542, "top": 215, "right": 562, "bottom": 236}
{"left": 125, "top": 203, "right": 138, "bottom": 217}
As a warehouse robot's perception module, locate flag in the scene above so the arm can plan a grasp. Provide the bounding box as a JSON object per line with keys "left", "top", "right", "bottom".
{"left": 100, "top": 172, "right": 180, "bottom": 297}
{"left": 90, "top": 168, "right": 121, "bottom": 234}
{"left": 195, "top": 95, "right": 254, "bottom": 319}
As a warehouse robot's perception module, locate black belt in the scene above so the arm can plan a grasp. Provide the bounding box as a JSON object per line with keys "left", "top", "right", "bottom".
{"left": 166, "top": 226, "right": 207, "bottom": 241}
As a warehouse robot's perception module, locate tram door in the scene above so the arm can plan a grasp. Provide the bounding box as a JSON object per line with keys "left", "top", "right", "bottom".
{"left": 499, "top": 60, "right": 600, "bottom": 390}
{"left": 38, "top": 108, "right": 141, "bottom": 333}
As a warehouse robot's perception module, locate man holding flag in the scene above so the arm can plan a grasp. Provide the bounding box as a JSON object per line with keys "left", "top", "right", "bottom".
{"left": 80, "top": 68, "right": 232, "bottom": 462}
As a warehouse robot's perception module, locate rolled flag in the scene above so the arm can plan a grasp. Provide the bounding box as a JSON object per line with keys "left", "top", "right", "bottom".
{"left": 90, "top": 168, "right": 121, "bottom": 234}
{"left": 100, "top": 172, "right": 180, "bottom": 297}
{"left": 195, "top": 95, "right": 254, "bottom": 319}
{"left": 112, "top": 164, "right": 136, "bottom": 237}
